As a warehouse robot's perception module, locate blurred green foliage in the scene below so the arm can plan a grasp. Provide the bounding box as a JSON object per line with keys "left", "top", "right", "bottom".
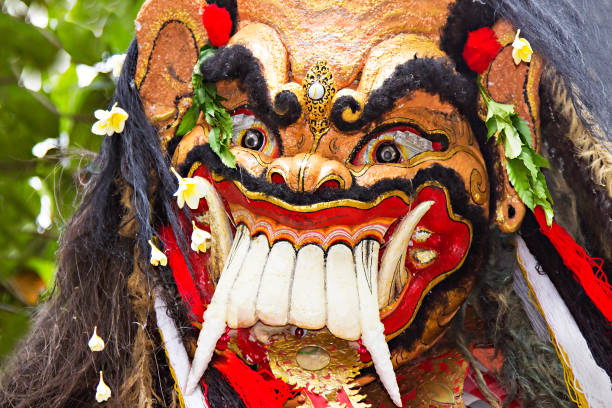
{"left": 0, "top": 0, "right": 143, "bottom": 362}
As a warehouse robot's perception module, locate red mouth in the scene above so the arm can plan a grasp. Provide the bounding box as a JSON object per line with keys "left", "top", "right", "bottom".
{"left": 158, "top": 166, "right": 472, "bottom": 340}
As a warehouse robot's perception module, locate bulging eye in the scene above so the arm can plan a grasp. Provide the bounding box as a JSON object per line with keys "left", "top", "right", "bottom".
{"left": 351, "top": 126, "right": 441, "bottom": 165}
{"left": 241, "top": 128, "right": 265, "bottom": 150}
{"left": 231, "top": 109, "right": 280, "bottom": 158}
{"left": 375, "top": 142, "right": 400, "bottom": 163}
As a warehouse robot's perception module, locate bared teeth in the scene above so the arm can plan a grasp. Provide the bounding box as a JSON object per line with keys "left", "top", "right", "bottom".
{"left": 226, "top": 235, "right": 270, "bottom": 328}
{"left": 289, "top": 244, "right": 326, "bottom": 330}
{"left": 196, "top": 177, "right": 233, "bottom": 282}
{"left": 185, "top": 225, "right": 251, "bottom": 395}
{"left": 255, "top": 241, "right": 296, "bottom": 326}
{"left": 378, "top": 201, "right": 434, "bottom": 308}
{"left": 187, "top": 199, "right": 434, "bottom": 400}
{"left": 355, "top": 240, "right": 402, "bottom": 407}
{"left": 326, "top": 244, "right": 361, "bottom": 341}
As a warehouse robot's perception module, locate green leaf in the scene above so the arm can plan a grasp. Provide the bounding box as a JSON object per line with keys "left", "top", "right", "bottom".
{"left": 217, "top": 146, "right": 237, "bottom": 168}
{"left": 208, "top": 127, "right": 221, "bottom": 152}
{"left": 176, "top": 105, "right": 201, "bottom": 137}
{"left": 502, "top": 125, "right": 523, "bottom": 159}
{"left": 485, "top": 98, "right": 515, "bottom": 121}
{"left": 506, "top": 158, "right": 535, "bottom": 209}
{"left": 512, "top": 115, "right": 533, "bottom": 148}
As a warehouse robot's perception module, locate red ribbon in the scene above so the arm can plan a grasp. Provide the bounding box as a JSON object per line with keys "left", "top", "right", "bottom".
{"left": 212, "top": 352, "right": 299, "bottom": 408}
{"left": 533, "top": 206, "right": 611, "bottom": 323}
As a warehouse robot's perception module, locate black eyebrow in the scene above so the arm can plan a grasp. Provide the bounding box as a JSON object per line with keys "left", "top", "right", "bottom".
{"left": 330, "top": 57, "right": 480, "bottom": 135}
{"left": 199, "top": 45, "right": 301, "bottom": 127}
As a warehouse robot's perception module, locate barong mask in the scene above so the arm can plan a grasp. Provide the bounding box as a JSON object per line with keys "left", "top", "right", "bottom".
{"left": 136, "top": 0, "right": 542, "bottom": 404}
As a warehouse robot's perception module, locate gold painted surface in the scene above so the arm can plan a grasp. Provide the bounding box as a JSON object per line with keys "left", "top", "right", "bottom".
{"left": 364, "top": 347, "right": 469, "bottom": 408}
{"left": 237, "top": 0, "right": 453, "bottom": 88}
{"left": 267, "top": 330, "right": 366, "bottom": 397}
{"left": 303, "top": 61, "right": 337, "bottom": 148}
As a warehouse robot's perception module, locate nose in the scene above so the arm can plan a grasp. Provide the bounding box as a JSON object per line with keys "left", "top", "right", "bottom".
{"left": 267, "top": 153, "right": 352, "bottom": 193}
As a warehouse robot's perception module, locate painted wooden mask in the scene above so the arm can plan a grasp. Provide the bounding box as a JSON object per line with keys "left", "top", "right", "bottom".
{"left": 135, "top": 0, "right": 542, "bottom": 404}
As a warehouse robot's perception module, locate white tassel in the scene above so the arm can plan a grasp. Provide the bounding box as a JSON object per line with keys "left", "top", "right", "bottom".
{"left": 515, "top": 236, "right": 612, "bottom": 407}
{"left": 154, "top": 289, "right": 208, "bottom": 407}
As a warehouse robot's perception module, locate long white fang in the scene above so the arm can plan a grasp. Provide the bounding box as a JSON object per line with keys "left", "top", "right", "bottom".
{"left": 226, "top": 235, "right": 270, "bottom": 328}
{"left": 355, "top": 240, "right": 402, "bottom": 407}
{"left": 256, "top": 241, "right": 296, "bottom": 326}
{"left": 378, "top": 201, "right": 435, "bottom": 308}
{"left": 326, "top": 244, "right": 361, "bottom": 341}
{"left": 289, "top": 244, "right": 326, "bottom": 329}
{"left": 185, "top": 225, "right": 251, "bottom": 395}
{"left": 197, "top": 177, "right": 233, "bottom": 282}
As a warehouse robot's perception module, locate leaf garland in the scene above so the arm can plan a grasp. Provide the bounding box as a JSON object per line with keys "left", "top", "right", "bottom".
{"left": 479, "top": 82, "right": 554, "bottom": 225}
{"left": 176, "top": 45, "right": 236, "bottom": 168}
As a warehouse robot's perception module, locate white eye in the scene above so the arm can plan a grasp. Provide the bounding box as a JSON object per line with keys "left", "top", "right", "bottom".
{"left": 352, "top": 127, "right": 436, "bottom": 165}
{"left": 231, "top": 110, "right": 280, "bottom": 158}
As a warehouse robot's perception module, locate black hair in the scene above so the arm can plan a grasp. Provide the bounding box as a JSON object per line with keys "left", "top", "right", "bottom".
{"left": 199, "top": 45, "right": 302, "bottom": 128}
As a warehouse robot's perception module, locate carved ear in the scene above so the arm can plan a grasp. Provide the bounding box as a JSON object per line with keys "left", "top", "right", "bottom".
{"left": 135, "top": 0, "right": 207, "bottom": 148}
{"left": 481, "top": 20, "right": 543, "bottom": 233}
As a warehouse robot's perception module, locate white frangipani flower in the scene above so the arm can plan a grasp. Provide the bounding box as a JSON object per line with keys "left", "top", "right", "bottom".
{"left": 95, "top": 371, "right": 111, "bottom": 403}
{"left": 148, "top": 240, "right": 168, "bottom": 267}
{"left": 171, "top": 167, "right": 207, "bottom": 210}
{"left": 88, "top": 326, "right": 105, "bottom": 352}
{"left": 511, "top": 29, "right": 533, "bottom": 65}
{"left": 191, "top": 221, "right": 212, "bottom": 253}
{"left": 91, "top": 102, "right": 129, "bottom": 136}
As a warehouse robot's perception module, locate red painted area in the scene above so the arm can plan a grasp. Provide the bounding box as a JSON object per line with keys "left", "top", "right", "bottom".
{"left": 380, "top": 186, "right": 471, "bottom": 336}
{"left": 158, "top": 213, "right": 215, "bottom": 322}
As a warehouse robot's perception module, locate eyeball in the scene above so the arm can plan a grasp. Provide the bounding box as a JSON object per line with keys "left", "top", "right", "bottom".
{"left": 375, "top": 142, "right": 401, "bottom": 163}
{"left": 351, "top": 126, "right": 437, "bottom": 165}
{"left": 231, "top": 109, "right": 280, "bottom": 158}
{"left": 241, "top": 128, "right": 265, "bottom": 150}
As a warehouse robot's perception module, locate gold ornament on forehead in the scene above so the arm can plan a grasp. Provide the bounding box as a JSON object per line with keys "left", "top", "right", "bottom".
{"left": 267, "top": 329, "right": 369, "bottom": 406}
{"left": 302, "top": 61, "right": 336, "bottom": 147}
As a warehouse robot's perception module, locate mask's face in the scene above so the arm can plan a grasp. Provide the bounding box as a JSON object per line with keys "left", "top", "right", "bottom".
{"left": 164, "top": 2, "right": 489, "bottom": 401}
{"left": 137, "top": 0, "right": 539, "bottom": 404}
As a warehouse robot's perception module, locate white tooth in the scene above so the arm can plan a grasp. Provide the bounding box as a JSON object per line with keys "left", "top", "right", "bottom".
{"left": 326, "top": 244, "right": 361, "bottom": 341}
{"left": 197, "top": 177, "right": 233, "bottom": 282}
{"left": 378, "top": 201, "right": 434, "bottom": 308}
{"left": 354, "top": 240, "right": 381, "bottom": 330}
{"left": 289, "top": 245, "right": 326, "bottom": 330}
{"left": 255, "top": 241, "right": 296, "bottom": 326}
{"left": 226, "top": 235, "right": 270, "bottom": 328}
{"left": 185, "top": 225, "right": 251, "bottom": 394}
{"left": 362, "top": 330, "right": 402, "bottom": 407}
{"left": 355, "top": 240, "right": 402, "bottom": 407}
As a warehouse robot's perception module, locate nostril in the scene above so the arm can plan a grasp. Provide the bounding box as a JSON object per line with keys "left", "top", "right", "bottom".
{"left": 270, "top": 172, "right": 286, "bottom": 184}
{"left": 318, "top": 179, "right": 340, "bottom": 191}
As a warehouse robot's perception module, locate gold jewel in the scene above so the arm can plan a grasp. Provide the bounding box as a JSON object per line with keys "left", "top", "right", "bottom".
{"left": 267, "top": 329, "right": 367, "bottom": 403}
